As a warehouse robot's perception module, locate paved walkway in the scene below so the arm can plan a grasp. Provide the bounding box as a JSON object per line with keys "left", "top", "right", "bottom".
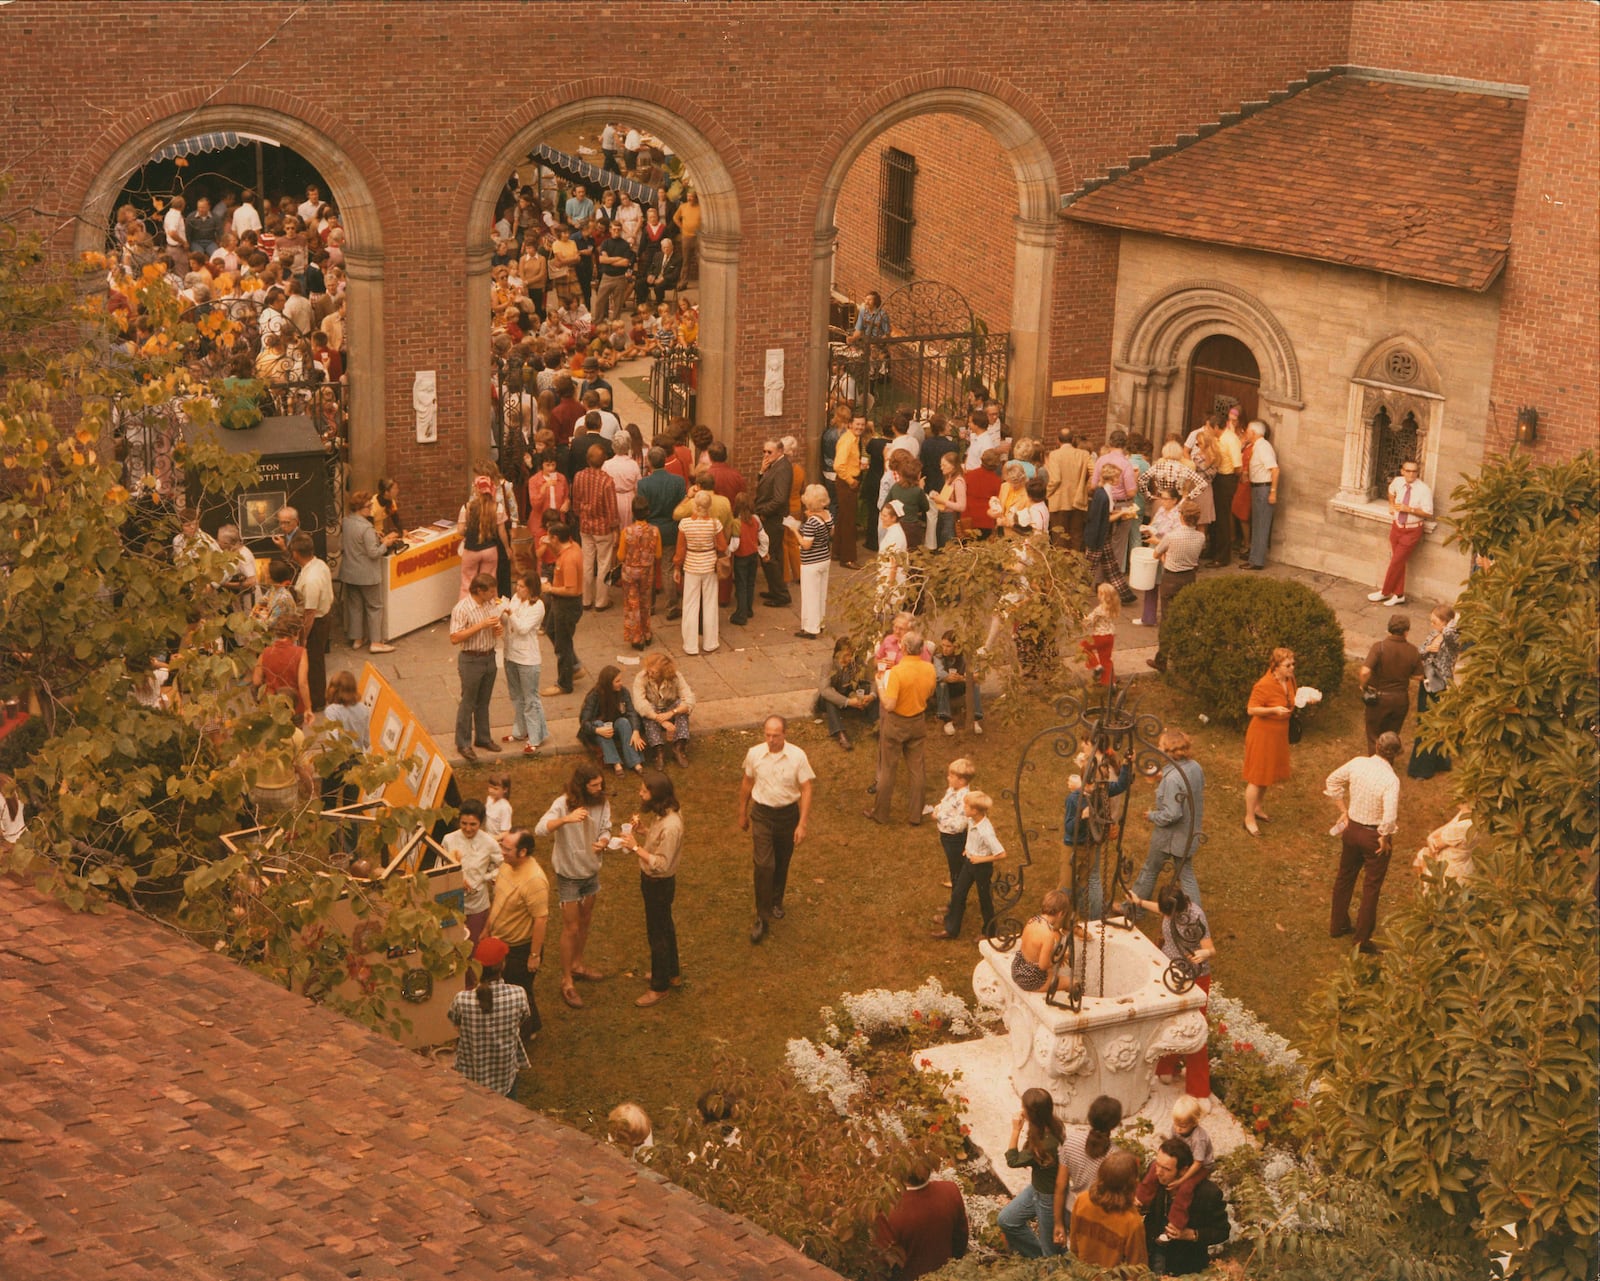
{"left": 350, "top": 550, "right": 1407, "bottom": 764}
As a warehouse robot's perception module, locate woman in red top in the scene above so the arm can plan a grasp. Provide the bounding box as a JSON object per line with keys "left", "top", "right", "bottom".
{"left": 963, "top": 447, "right": 1005, "bottom": 538}
{"left": 252, "top": 614, "right": 311, "bottom": 723}
{"left": 728, "top": 492, "right": 764, "bottom": 626}
{"left": 1242, "top": 647, "right": 1296, "bottom": 836}
{"left": 525, "top": 450, "right": 570, "bottom": 525}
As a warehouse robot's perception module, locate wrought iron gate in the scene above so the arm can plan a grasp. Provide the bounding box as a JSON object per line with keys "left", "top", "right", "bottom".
{"left": 650, "top": 338, "right": 699, "bottom": 433}
{"left": 827, "top": 280, "right": 1008, "bottom": 421}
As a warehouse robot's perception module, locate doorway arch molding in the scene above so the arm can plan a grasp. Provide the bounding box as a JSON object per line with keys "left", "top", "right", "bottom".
{"left": 67, "top": 93, "right": 395, "bottom": 486}
{"left": 803, "top": 76, "right": 1064, "bottom": 443}
{"left": 460, "top": 83, "right": 751, "bottom": 470}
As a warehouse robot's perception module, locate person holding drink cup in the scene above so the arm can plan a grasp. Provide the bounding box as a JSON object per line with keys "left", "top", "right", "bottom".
{"left": 450, "top": 572, "right": 506, "bottom": 764}
{"left": 620, "top": 770, "right": 684, "bottom": 1007}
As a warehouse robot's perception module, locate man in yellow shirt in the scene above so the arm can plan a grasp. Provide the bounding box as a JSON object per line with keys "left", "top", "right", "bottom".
{"left": 833, "top": 415, "right": 865, "bottom": 569}
{"left": 673, "top": 472, "right": 736, "bottom": 536}
{"left": 865, "top": 629, "right": 937, "bottom": 825}
{"left": 483, "top": 829, "right": 551, "bottom": 1037}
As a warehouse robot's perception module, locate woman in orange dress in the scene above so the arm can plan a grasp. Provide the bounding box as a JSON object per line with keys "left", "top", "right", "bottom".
{"left": 1241, "top": 647, "right": 1296, "bottom": 837}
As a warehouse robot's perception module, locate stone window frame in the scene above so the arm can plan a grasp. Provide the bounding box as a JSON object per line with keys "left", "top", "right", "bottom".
{"left": 1332, "top": 335, "right": 1444, "bottom": 528}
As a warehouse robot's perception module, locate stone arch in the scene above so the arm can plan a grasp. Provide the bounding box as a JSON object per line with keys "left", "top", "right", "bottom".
{"left": 460, "top": 86, "right": 749, "bottom": 470}
{"left": 67, "top": 96, "right": 393, "bottom": 485}
{"left": 804, "top": 78, "right": 1063, "bottom": 444}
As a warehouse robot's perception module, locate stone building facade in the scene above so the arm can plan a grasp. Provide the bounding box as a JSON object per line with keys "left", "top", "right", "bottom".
{"left": 2, "top": 0, "right": 1592, "bottom": 536}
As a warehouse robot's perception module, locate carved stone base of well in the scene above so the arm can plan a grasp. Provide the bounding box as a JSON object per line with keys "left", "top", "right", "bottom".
{"left": 973, "top": 923, "right": 1210, "bottom": 1123}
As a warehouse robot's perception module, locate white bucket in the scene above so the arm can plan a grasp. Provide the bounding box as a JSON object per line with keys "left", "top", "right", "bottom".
{"left": 1128, "top": 547, "right": 1159, "bottom": 593}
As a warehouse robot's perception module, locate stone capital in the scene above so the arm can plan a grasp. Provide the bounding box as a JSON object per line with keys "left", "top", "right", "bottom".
{"left": 341, "top": 245, "right": 386, "bottom": 281}
{"left": 1012, "top": 214, "right": 1059, "bottom": 249}
{"left": 697, "top": 230, "right": 742, "bottom": 265}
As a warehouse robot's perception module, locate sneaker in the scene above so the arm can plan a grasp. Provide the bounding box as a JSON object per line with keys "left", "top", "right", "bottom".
{"left": 1385, "top": 595, "right": 1406, "bottom": 607}
{"left": 943, "top": 721, "right": 956, "bottom": 736}
{"left": 1366, "top": 591, "right": 1387, "bottom": 603}
{"left": 973, "top": 721, "right": 983, "bottom": 735}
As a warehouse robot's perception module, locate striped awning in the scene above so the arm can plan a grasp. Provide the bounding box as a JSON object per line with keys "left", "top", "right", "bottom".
{"left": 145, "top": 131, "right": 280, "bottom": 165}
{"left": 527, "top": 143, "right": 657, "bottom": 203}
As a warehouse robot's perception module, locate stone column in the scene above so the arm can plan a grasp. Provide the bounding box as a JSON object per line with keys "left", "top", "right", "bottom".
{"left": 342, "top": 245, "right": 387, "bottom": 489}
{"left": 1009, "top": 214, "right": 1058, "bottom": 440}
{"left": 696, "top": 230, "right": 741, "bottom": 438}
{"left": 805, "top": 225, "right": 839, "bottom": 453}
{"left": 463, "top": 242, "right": 494, "bottom": 489}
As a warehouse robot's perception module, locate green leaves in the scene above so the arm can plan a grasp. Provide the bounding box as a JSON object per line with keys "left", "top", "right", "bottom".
{"left": 1305, "top": 453, "right": 1600, "bottom": 1281}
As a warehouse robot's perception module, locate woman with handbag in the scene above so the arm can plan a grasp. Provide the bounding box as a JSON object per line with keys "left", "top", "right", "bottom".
{"left": 673, "top": 489, "right": 727, "bottom": 656}
{"left": 1242, "top": 648, "right": 1296, "bottom": 837}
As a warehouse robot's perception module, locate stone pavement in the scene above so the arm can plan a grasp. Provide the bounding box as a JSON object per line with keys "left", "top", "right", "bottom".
{"left": 356, "top": 534, "right": 1419, "bottom": 765}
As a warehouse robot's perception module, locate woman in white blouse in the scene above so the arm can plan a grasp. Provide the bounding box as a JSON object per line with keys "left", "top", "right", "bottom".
{"left": 501, "top": 571, "right": 548, "bottom": 755}
{"left": 603, "top": 433, "right": 642, "bottom": 529}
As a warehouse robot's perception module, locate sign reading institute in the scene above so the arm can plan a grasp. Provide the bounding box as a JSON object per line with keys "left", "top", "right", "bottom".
{"left": 1051, "top": 377, "right": 1108, "bottom": 397}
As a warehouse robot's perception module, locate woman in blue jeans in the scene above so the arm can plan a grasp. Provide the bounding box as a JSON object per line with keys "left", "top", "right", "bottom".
{"left": 578, "top": 664, "right": 645, "bottom": 773}
{"left": 999, "top": 1087, "right": 1064, "bottom": 1257}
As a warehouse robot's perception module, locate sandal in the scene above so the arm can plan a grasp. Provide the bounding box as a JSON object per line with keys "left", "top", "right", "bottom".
{"left": 561, "top": 984, "right": 583, "bottom": 1009}
{"left": 522, "top": 744, "right": 540, "bottom": 756}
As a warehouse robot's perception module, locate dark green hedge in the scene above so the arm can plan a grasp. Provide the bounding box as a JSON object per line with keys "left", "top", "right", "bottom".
{"left": 1158, "top": 574, "right": 1345, "bottom": 727}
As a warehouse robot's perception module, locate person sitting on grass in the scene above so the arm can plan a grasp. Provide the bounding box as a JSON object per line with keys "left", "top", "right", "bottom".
{"left": 578, "top": 664, "right": 646, "bottom": 774}
{"left": 816, "top": 636, "right": 878, "bottom": 751}
{"left": 934, "top": 628, "right": 984, "bottom": 737}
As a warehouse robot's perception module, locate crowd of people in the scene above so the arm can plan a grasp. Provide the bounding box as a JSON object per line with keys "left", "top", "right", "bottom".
{"left": 107, "top": 179, "right": 351, "bottom": 454}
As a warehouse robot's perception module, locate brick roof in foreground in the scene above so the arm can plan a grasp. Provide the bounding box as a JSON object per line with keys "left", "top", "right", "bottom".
{"left": 1064, "top": 75, "right": 1526, "bottom": 292}
{"left": 0, "top": 882, "right": 838, "bottom": 1280}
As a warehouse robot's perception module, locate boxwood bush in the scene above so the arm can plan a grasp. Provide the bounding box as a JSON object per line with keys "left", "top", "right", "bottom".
{"left": 1158, "top": 574, "right": 1345, "bottom": 727}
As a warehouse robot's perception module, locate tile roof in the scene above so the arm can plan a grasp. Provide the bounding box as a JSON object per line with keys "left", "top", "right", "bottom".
{"left": 1064, "top": 75, "right": 1526, "bottom": 291}
{"left": 0, "top": 882, "right": 840, "bottom": 1280}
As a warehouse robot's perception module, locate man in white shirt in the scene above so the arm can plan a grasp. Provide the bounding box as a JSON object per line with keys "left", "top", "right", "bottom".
{"left": 297, "top": 185, "right": 322, "bottom": 224}
{"left": 443, "top": 800, "right": 503, "bottom": 943}
{"left": 600, "top": 122, "right": 619, "bottom": 172}
{"left": 964, "top": 411, "right": 1003, "bottom": 471}
{"left": 623, "top": 127, "right": 642, "bottom": 170}
{"left": 231, "top": 189, "right": 263, "bottom": 237}
{"left": 290, "top": 532, "right": 333, "bottom": 712}
{"left": 737, "top": 716, "right": 815, "bottom": 944}
{"left": 1367, "top": 460, "right": 1433, "bottom": 607}
{"left": 1244, "top": 421, "right": 1279, "bottom": 570}
{"left": 1324, "top": 733, "right": 1403, "bottom": 954}
{"left": 162, "top": 196, "right": 189, "bottom": 272}
{"left": 594, "top": 389, "right": 622, "bottom": 440}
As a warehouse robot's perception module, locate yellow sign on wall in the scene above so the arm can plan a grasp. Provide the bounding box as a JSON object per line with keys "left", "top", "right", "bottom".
{"left": 1051, "top": 377, "right": 1107, "bottom": 397}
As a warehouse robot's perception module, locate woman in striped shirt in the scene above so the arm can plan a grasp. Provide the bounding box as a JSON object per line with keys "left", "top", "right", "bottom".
{"left": 672, "top": 489, "right": 726, "bottom": 656}
{"left": 795, "top": 484, "right": 833, "bottom": 640}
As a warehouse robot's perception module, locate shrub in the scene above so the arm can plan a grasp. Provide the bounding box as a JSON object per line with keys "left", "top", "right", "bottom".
{"left": 1307, "top": 453, "right": 1600, "bottom": 1280}
{"left": 1159, "top": 574, "right": 1345, "bottom": 726}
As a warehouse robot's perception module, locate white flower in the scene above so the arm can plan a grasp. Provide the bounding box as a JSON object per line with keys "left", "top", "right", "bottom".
{"left": 785, "top": 1037, "right": 865, "bottom": 1114}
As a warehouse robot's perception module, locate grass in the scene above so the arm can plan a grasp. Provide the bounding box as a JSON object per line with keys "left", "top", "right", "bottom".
{"left": 454, "top": 671, "right": 1458, "bottom": 1130}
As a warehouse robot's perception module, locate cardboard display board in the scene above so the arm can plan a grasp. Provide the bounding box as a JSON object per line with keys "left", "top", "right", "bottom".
{"left": 357, "top": 661, "right": 452, "bottom": 811}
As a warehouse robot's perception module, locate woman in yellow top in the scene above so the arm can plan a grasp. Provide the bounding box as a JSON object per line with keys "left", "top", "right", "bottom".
{"left": 993, "top": 461, "right": 1033, "bottom": 535}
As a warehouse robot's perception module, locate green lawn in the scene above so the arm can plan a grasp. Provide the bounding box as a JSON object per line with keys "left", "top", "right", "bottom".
{"left": 453, "top": 674, "right": 1457, "bottom": 1128}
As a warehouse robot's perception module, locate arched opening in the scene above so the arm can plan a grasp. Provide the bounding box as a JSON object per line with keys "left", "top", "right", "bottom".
{"left": 465, "top": 96, "right": 742, "bottom": 484}
{"left": 1184, "top": 333, "right": 1260, "bottom": 437}
{"left": 808, "top": 87, "right": 1060, "bottom": 454}
{"left": 72, "top": 105, "right": 388, "bottom": 487}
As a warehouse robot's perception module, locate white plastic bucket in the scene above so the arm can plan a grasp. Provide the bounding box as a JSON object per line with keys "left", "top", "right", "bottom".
{"left": 1128, "top": 547, "right": 1159, "bottom": 593}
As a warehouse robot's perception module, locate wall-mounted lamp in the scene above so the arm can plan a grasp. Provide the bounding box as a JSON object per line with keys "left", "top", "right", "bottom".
{"left": 1516, "top": 406, "right": 1539, "bottom": 445}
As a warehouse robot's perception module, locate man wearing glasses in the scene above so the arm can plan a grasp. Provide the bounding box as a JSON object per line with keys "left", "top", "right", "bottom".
{"left": 1367, "top": 460, "right": 1432, "bottom": 607}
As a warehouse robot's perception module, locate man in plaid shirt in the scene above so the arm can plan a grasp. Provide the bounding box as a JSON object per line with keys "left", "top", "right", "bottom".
{"left": 448, "top": 936, "right": 531, "bottom": 1097}
{"left": 572, "top": 443, "right": 621, "bottom": 610}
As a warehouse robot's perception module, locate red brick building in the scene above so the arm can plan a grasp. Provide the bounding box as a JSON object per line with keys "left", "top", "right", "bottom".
{"left": 4, "top": 0, "right": 1593, "bottom": 520}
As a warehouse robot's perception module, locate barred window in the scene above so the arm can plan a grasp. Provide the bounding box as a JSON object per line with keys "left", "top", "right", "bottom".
{"left": 877, "top": 147, "right": 916, "bottom": 279}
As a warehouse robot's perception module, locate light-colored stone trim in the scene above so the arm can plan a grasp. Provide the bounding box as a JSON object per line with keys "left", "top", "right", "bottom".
{"left": 1342, "top": 65, "right": 1529, "bottom": 100}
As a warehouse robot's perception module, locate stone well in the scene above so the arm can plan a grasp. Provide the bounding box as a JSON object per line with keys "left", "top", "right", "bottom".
{"left": 973, "top": 922, "right": 1209, "bottom": 1123}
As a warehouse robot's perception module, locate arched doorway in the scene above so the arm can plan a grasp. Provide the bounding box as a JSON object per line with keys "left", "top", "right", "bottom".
{"left": 464, "top": 95, "right": 743, "bottom": 475}
{"left": 807, "top": 84, "right": 1060, "bottom": 450}
{"left": 1185, "top": 334, "right": 1260, "bottom": 436}
{"left": 70, "top": 103, "right": 389, "bottom": 485}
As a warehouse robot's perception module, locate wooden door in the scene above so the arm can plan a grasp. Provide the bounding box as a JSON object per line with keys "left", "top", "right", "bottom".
{"left": 1186, "top": 369, "right": 1259, "bottom": 438}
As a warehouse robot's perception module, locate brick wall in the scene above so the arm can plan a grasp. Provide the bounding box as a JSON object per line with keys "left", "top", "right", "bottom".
{"left": 0, "top": 0, "right": 1491, "bottom": 515}
{"left": 1347, "top": 0, "right": 1541, "bottom": 85}
{"left": 1484, "top": 1, "right": 1600, "bottom": 460}
{"left": 831, "top": 114, "right": 1016, "bottom": 336}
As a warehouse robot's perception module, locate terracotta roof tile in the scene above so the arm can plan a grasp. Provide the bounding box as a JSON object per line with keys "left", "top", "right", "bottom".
{"left": 1065, "top": 76, "right": 1525, "bottom": 291}
{"left": 0, "top": 882, "right": 841, "bottom": 1280}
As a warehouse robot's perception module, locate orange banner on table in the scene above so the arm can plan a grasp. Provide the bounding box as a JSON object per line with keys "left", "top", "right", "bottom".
{"left": 358, "top": 662, "right": 452, "bottom": 810}
{"left": 388, "top": 530, "right": 462, "bottom": 591}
